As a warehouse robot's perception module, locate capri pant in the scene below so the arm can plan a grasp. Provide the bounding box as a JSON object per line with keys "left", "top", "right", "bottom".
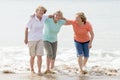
{"left": 44, "top": 41, "right": 57, "bottom": 60}
{"left": 74, "top": 40, "right": 89, "bottom": 58}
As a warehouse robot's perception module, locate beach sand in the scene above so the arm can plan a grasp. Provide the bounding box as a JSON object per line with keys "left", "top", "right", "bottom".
{"left": 0, "top": 72, "right": 120, "bottom": 80}
{"left": 0, "top": 65, "right": 120, "bottom": 80}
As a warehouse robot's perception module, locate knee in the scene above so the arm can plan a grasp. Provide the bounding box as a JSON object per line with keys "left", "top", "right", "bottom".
{"left": 37, "top": 56, "right": 42, "bottom": 60}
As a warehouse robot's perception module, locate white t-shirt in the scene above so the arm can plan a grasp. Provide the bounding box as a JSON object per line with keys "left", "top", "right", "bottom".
{"left": 26, "top": 15, "right": 48, "bottom": 41}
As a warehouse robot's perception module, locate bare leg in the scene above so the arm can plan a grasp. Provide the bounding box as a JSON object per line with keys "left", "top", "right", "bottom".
{"left": 83, "top": 57, "right": 88, "bottom": 67}
{"left": 37, "top": 55, "right": 42, "bottom": 73}
{"left": 51, "top": 59, "right": 55, "bottom": 69}
{"left": 44, "top": 57, "right": 52, "bottom": 74}
{"left": 30, "top": 56, "right": 35, "bottom": 72}
{"left": 50, "top": 59, "right": 56, "bottom": 74}
{"left": 46, "top": 57, "right": 51, "bottom": 71}
{"left": 78, "top": 56, "right": 83, "bottom": 72}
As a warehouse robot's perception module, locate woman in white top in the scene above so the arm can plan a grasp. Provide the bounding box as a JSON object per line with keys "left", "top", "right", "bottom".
{"left": 24, "top": 6, "right": 48, "bottom": 75}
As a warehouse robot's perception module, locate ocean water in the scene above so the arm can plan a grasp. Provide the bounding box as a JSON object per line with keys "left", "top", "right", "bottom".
{"left": 0, "top": 0, "right": 120, "bottom": 73}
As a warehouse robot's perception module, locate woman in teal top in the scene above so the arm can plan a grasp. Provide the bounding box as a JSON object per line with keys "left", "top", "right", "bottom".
{"left": 44, "top": 11, "right": 66, "bottom": 74}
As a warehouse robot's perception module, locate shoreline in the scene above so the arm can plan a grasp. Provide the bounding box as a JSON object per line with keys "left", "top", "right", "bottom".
{"left": 0, "top": 72, "right": 120, "bottom": 80}
{"left": 1, "top": 64, "right": 120, "bottom": 76}
{"left": 1, "top": 65, "right": 120, "bottom": 80}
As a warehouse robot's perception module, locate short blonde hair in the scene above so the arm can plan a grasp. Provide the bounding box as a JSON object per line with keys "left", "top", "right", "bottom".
{"left": 76, "top": 12, "right": 87, "bottom": 24}
{"left": 36, "top": 6, "right": 47, "bottom": 14}
{"left": 53, "top": 10, "right": 63, "bottom": 17}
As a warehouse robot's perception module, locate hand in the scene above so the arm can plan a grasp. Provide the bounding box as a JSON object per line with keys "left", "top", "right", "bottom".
{"left": 49, "top": 15, "right": 54, "bottom": 18}
{"left": 88, "top": 42, "right": 92, "bottom": 48}
{"left": 24, "top": 39, "right": 28, "bottom": 44}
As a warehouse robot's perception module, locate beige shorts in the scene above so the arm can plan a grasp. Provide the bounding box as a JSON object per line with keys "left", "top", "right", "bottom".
{"left": 28, "top": 40, "right": 44, "bottom": 56}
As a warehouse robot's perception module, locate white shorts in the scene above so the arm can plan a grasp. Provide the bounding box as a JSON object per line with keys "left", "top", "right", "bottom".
{"left": 28, "top": 40, "right": 44, "bottom": 56}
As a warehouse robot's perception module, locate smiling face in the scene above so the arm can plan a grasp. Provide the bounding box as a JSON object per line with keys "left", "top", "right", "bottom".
{"left": 36, "top": 6, "right": 47, "bottom": 18}
{"left": 75, "top": 15, "right": 82, "bottom": 24}
{"left": 75, "top": 12, "right": 86, "bottom": 24}
{"left": 53, "top": 11, "right": 63, "bottom": 21}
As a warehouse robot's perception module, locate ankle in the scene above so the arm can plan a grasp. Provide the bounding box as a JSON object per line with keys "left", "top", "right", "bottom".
{"left": 38, "top": 70, "right": 41, "bottom": 73}
{"left": 31, "top": 69, "right": 34, "bottom": 72}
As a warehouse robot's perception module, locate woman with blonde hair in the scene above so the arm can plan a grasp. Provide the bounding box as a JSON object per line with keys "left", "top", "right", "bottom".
{"left": 24, "top": 5, "right": 49, "bottom": 76}
{"left": 43, "top": 10, "right": 66, "bottom": 74}
{"left": 66, "top": 12, "right": 94, "bottom": 74}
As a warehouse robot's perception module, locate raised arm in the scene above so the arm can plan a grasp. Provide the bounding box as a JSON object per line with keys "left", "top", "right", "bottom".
{"left": 64, "top": 20, "right": 73, "bottom": 25}
{"left": 30, "top": 13, "right": 53, "bottom": 18}
{"left": 60, "top": 16, "right": 72, "bottom": 25}
{"left": 48, "top": 15, "right": 53, "bottom": 18}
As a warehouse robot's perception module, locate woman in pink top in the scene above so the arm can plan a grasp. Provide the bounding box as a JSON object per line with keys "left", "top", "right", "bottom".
{"left": 66, "top": 12, "right": 94, "bottom": 74}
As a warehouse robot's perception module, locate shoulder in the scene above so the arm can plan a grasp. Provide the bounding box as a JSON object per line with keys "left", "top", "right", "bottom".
{"left": 26, "top": 17, "right": 35, "bottom": 28}
{"left": 58, "top": 20, "right": 66, "bottom": 25}
{"left": 45, "top": 18, "right": 53, "bottom": 22}
{"left": 86, "top": 21, "right": 91, "bottom": 25}
{"left": 27, "top": 17, "right": 35, "bottom": 24}
{"left": 60, "top": 19, "right": 66, "bottom": 22}
{"left": 85, "top": 21, "right": 92, "bottom": 27}
{"left": 85, "top": 21, "right": 93, "bottom": 30}
{"left": 43, "top": 15, "right": 48, "bottom": 19}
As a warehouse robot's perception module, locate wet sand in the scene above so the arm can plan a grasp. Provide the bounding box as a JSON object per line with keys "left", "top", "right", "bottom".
{"left": 0, "top": 72, "right": 120, "bottom": 80}
{"left": 1, "top": 65, "right": 120, "bottom": 80}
